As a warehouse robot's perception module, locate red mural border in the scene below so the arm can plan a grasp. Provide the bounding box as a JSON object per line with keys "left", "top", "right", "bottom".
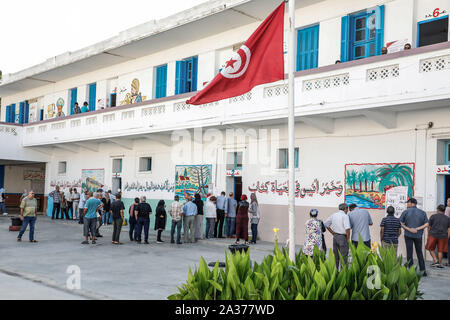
{"left": 344, "top": 162, "right": 416, "bottom": 210}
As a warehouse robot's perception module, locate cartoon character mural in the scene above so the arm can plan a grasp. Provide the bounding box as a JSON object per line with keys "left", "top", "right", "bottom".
{"left": 56, "top": 98, "right": 65, "bottom": 117}
{"left": 344, "top": 163, "right": 415, "bottom": 209}
{"left": 120, "top": 78, "right": 146, "bottom": 105}
{"left": 47, "top": 103, "right": 56, "bottom": 119}
{"left": 175, "top": 165, "right": 212, "bottom": 200}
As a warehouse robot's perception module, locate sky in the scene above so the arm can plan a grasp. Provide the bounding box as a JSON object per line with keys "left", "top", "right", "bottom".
{"left": 0, "top": 0, "right": 208, "bottom": 74}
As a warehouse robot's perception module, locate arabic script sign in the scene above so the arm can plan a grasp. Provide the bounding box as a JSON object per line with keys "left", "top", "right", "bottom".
{"left": 226, "top": 169, "right": 242, "bottom": 177}
{"left": 248, "top": 179, "right": 343, "bottom": 198}
{"left": 437, "top": 165, "right": 450, "bottom": 175}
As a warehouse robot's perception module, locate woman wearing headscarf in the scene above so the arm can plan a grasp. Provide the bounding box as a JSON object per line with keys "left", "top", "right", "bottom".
{"left": 303, "top": 209, "right": 326, "bottom": 256}
{"left": 248, "top": 193, "right": 260, "bottom": 244}
{"left": 193, "top": 193, "right": 204, "bottom": 242}
{"left": 154, "top": 200, "right": 167, "bottom": 243}
{"left": 102, "top": 192, "right": 112, "bottom": 225}
{"left": 235, "top": 194, "right": 249, "bottom": 245}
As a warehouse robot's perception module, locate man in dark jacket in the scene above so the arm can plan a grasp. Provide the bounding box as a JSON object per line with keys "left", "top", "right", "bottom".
{"left": 400, "top": 198, "right": 429, "bottom": 276}
{"left": 134, "top": 196, "right": 152, "bottom": 244}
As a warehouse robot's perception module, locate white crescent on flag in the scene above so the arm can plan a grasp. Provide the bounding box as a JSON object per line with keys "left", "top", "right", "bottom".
{"left": 221, "top": 45, "right": 251, "bottom": 79}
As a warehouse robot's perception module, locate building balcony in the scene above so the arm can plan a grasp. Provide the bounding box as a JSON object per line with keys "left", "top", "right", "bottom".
{"left": 20, "top": 41, "right": 450, "bottom": 147}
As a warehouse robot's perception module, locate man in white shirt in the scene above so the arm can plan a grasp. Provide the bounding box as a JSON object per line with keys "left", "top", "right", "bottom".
{"left": 71, "top": 188, "right": 81, "bottom": 221}
{"left": 78, "top": 189, "right": 88, "bottom": 224}
{"left": 324, "top": 203, "right": 351, "bottom": 269}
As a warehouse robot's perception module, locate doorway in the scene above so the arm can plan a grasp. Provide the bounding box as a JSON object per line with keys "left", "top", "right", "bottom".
{"left": 418, "top": 16, "right": 449, "bottom": 47}
{"left": 234, "top": 177, "right": 242, "bottom": 202}
{"left": 445, "top": 175, "right": 450, "bottom": 204}
{"left": 112, "top": 178, "right": 122, "bottom": 195}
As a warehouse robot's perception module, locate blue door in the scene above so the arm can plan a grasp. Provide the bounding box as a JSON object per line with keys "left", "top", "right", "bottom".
{"left": 88, "top": 83, "right": 96, "bottom": 111}
{"left": 24, "top": 101, "right": 29, "bottom": 123}
{"left": 175, "top": 56, "right": 198, "bottom": 94}
{"left": 70, "top": 88, "right": 78, "bottom": 114}
{"left": 297, "top": 24, "right": 319, "bottom": 71}
{"left": 19, "top": 102, "right": 25, "bottom": 124}
{"left": 341, "top": 5, "right": 384, "bottom": 62}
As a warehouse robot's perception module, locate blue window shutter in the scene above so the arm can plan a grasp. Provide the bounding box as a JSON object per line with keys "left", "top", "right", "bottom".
{"left": 297, "top": 25, "right": 319, "bottom": 71}
{"left": 162, "top": 65, "right": 167, "bottom": 97}
{"left": 295, "top": 148, "right": 299, "bottom": 169}
{"left": 89, "top": 84, "right": 96, "bottom": 111}
{"left": 11, "top": 104, "right": 17, "bottom": 123}
{"left": 375, "top": 5, "right": 385, "bottom": 56}
{"left": 192, "top": 56, "right": 198, "bottom": 92}
{"left": 341, "top": 16, "right": 350, "bottom": 62}
{"left": 70, "top": 88, "right": 77, "bottom": 114}
{"left": 175, "top": 61, "right": 187, "bottom": 95}
{"left": 5, "top": 105, "right": 10, "bottom": 123}
{"left": 25, "top": 101, "right": 29, "bottom": 124}
{"left": 156, "top": 65, "right": 167, "bottom": 99}
{"left": 19, "top": 102, "right": 25, "bottom": 124}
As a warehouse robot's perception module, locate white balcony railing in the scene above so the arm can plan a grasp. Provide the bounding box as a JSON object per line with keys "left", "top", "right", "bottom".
{"left": 21, "top": 42, "right": 450, "bottom": 147}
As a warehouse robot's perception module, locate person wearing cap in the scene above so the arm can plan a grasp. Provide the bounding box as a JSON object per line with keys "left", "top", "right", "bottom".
{"left": 400, "top": 198, "right": 429, "bottom": 276}
{"left": 303, "top": 209, "right": 326, "bottom": 256}
{"left": 235, "top": 194, "right": 249, "bottom": 245}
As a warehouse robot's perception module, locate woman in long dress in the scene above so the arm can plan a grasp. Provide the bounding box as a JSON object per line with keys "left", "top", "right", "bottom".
{"left": 235, "top": 194, "right": 249, "bottom": 245}
{"left": 154, "top": 200, "right": 167, "bottom": 243}
{"left": 303, "top": 209, "right": 325, "bottom": 256}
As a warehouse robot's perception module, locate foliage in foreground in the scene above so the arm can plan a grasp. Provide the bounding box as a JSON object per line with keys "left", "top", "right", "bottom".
{"left": 168, "top": 241, "right": 423, "bottom": 300}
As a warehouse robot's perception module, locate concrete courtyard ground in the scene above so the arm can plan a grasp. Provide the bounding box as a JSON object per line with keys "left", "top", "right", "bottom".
{"left": 0, "top": 215, "right": 449, "bottom": 300}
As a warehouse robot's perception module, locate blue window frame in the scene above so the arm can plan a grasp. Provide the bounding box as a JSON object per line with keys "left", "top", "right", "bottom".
{"left": 417, "top": 15, "right": 449, "bottom": 48}
{"left": 341, "top": 5, "right": 384, "bottom": 62}
{"left": 175, "top": 56, "right": 198, "bottom": 95}
{"left": 155, "top": 64, "right": 168, "bottom": 99}
{"left": 24, "top": 101, "right": 29, "bottom": 124}
{"left": 297, "top": 24, "right": 319, "bottom": 71}
{"left": 19, "top": 102, "right": 25, "bottom": 124}
{"left": 70, "top": 88, "right": 78, "bottom": 115}
{"left": 11, "top": 104, "right": 18, "bottom": 123}
{"left": 234, "top": 152, "right": 243, "bottom": 170}
{"left": 445, "top": 141, "right": 450, "bottom": 165}
{"left": 0, "top": 165, "right": 4, "bottom": 189}
{"left": 39, "top": 109, "right": 44, "bottom": 121}
{"left": 88, "top": 83, "right": 96, "bottom": 111}
{"left": 5, "top": 105, "right": 12, "bottom": 123}
{"left": 279, "top": 148, "right": 299, "bottom": 169}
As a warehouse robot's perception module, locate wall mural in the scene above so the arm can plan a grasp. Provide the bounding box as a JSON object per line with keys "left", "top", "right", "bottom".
{"left": 56, "top": 98, "right": 65, "bottom": 117}
{"left": 248, "top": 179, "right": 344, "bottom": 198}
{"left": 175, "top": 165, "right": 212, "bottom": 200}
{"left": 47, "top": 103, "right": 56, "bottom": 119}
{"left": 345, "top": 163, "right": 415, "bottom": 209}
{"left": 120, "top": 78, "right": 146, "bottom": 105}
{"left": 124, "top": 180, "right": 175, "bottom": 193}
{"left": 81, "top": 169, "right": 105, "bottom": 193}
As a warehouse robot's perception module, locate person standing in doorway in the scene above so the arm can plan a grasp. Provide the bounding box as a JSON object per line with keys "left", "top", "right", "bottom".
{"left": 49, "top": 185, "right": 61, "bottom": 220}
{"left": 226, "top": 192, "right": 237, "bottom": 238}
{"left": 81, "top": 102, "right": 89, "bottom": 113}
{"left": 74, "top": 102, "right": 81, "bottom": 114}
{"left": 155, "top": 200, "right": 167, "bottom": 243}
{"left": 128, "top": 198, "right": 139, "bottom": 242}
{"left": 71, "top": 188, "right": 80, "bottom": 221}
{"left": 324, "top": 203, "right": 351, "bottom": 270}
{"left": 235, "top": 194, "right": 249, "bottom": 245}
{"left": 111, "top": 193, "right": 125, "bottom": 245}
{"left": 183, "top": 196, "right": 197, "bottom": 244}
{"left": 425, "top": 205, "right": 450, "bottom": 268}
{"left": 193, "top": 194, "right": 204, "bottom": 242}
{"left": 204, "top": 196, "right": 217, "bottom": 239}
{"left": 169, "top": 195, "right": 183, "bottom": 244}
{"left": 82, "top": 192, "right": 103, "bottom": 244}
{"left": 78, "top": 189, "right": 88, "bottom": 224}
{"left": 400, "top": 198, "right": 429, "bottom": 276}
{"left": 0, "top": 187, "right": 8, "bottom": 216}
{"left": 17, "top": 191, "right": 38, "bottom": 243}
{"left": 134, "top": 196, "right": 152, "bottom": 244}
{"left": 214, "top": 191, "right": 227, "bottom": 238}
{"left": 348, "top": 203, "right": 373, "bottom": 248}
{"left": 249, "top": 193, "right": 261, "bottom": 244}
{"left": 380, "top": 206, "right": 402, "bottom": 255}
{"left": 446, "top": 198, "right": 450, "bottom": 266}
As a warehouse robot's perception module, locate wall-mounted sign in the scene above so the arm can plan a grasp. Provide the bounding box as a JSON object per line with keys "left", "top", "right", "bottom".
{"left": 437, "top": 165, "right": 450, "bottom": 174}
{"left": 385, "top": 186, "right": 408, "bottom": 218}
{"left": 226, "top": 169, "right": 242, "bottom": 177}
{"left": 425, "top": 8, "right": 447, "bottom": 19}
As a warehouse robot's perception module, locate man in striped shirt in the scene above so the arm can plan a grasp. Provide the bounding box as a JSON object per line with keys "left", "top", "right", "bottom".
{"left": 169, "top": 195, "right": 184, "bottom": 244}
{"left": 49, "top": 186, "right": 61, "bottom": 220}
{"left": 380, "top": 206, "right": 402, "bottom": 254}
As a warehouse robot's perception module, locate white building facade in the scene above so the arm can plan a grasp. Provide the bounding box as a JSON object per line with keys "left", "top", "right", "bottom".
{"left": 1, "top": 0, "right": 450, "bottom": 258}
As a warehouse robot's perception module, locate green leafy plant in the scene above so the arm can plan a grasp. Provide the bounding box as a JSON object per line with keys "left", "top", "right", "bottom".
{"left": 168, "top": 240, "right": 423, "bottom": 300}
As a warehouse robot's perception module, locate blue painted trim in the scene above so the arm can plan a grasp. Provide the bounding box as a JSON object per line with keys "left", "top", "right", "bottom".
{"left": 445, "top": 141, "right": 450, "bottom": 165}
{"left": 155, "top": 64, "right": 168, "bottom": 98}
{"left": 70, "top": 88, "right": 78, "bottom": 115}
{"left": 88, "top": 83, "right": 96, "bottom": 111}
{"left": 297, "top": 24, "right": 320, "bottom": 71}
{"left": 341, "top": 16, "right": 350, "bottom": 62}
{"left": 0, "top": 165, "right": 4, "bottom": 189}
{"left": 417, "top": 15, "right": 449, "bottom": 47}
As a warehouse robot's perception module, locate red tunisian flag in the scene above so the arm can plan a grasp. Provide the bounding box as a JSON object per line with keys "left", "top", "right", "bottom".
{"left": 187, "top": 2, "right": 285, "bottom": 105}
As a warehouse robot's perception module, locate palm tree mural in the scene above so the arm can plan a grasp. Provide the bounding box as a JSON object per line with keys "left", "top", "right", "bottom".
{"left": 367, "top": 171, "right": 378, "bottom": 192}
{"left": 357, "top": 171, "right": 364, "bottom": 192}
{"left": 346, "top": 170, "right": 357, "bottom": 191}
{"left": 376, "top": 164, "right": 414, "bottom": 197}
{"left": 359, "top": 170, "right": 370, "bottom": 192}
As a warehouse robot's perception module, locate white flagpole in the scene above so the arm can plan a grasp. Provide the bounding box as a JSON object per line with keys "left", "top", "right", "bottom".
{"left": 287, "top": 0, "right": 296, "bottom": 261}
